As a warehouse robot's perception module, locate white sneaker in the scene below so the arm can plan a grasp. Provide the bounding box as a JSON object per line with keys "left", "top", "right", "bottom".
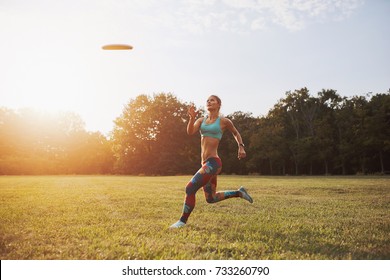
{"left": 169, "top": 220, "right": 186, "bottom": 228}
{"left": 239, "top": 186, "right": 253, "bottom": 203}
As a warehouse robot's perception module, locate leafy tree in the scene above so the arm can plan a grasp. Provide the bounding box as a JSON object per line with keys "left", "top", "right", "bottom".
{"left": 111, "top": 93, "right": 199, "bottom": 175}
{"left": 219, "top": 111, "right": 257, "bottom": 174}
{"left": 1, "top": 89, "right": 389, "bottom": 175}
{"left": 277, "top": 88, "right": 316, "bottom": 175}
{"left": 315, "top": 89, "right": 342, "bottom": 174}
{"left": 363, "top": 93, "right": 390, "bottom": 174}
{"left": 0, "top": 108, "right": 112, "bottom": 174}
{"left": 249, "top": 114, "right": 288, "bottom": 175}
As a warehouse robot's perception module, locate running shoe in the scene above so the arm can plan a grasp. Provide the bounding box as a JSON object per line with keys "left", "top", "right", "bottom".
{"left": 239, "top": 186, "right": 253, "bottom": 203}
{"left": 169, "top": 220, "right": 186, "bottom": 228}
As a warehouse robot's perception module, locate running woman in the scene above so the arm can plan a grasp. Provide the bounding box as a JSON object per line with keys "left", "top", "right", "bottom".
{"left": 170, "top": 95, "right": 253, "bottom": 228}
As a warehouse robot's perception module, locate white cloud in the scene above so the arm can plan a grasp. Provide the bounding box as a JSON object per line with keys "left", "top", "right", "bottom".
{"left": 251, "top": 17, "right": 267, "bottom": 31}
{"left": 147, "top": 0, "right": 365, "bottom": 33}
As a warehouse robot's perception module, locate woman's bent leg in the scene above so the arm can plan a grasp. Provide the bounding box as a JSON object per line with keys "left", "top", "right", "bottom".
{"left": 203, "top": 175, "right": 241, "bottom": 203}
{"left": 179, "top": 158, "right": 221, "bottom": 224}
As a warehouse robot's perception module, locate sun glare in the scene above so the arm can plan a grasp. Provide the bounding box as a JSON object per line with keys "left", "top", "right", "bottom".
{"left": 19, "top": 93, "right": 71, "bottom": 113}
{"left": 6, "top": 43, "right": 94, "bottom": 113}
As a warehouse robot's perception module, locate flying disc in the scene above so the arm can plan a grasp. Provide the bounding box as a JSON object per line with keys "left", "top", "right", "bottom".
{"left": 102, "top": 44, "right": 133, "bottom": 50}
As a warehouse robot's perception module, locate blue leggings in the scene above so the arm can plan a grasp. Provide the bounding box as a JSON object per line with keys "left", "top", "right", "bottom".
{"left": 179, "top": 157, "right": 241, "bottom": 223}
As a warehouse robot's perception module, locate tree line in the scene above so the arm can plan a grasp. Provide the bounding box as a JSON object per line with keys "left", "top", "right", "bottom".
{"left": 1, "top": 88, "right": 389, "bottom": 175}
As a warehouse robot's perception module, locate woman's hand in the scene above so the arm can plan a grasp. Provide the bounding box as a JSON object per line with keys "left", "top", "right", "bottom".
{"left": 238, "top": 147, "right": 246, "bottom": 160}
{"left": 187, "top": 105, "right": 198, "bottom": 120}
{"left": 187, "top": 104, "right": 200, "bottom": 135}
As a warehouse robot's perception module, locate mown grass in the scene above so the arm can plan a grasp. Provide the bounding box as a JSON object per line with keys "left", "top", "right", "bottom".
{"left": 0, "top": 175, "right": 389, "bottom": 260}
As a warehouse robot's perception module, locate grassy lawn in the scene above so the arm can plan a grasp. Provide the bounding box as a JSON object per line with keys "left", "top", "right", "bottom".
{"left": 0, "top": 175, "right": 389, "bottom": 260}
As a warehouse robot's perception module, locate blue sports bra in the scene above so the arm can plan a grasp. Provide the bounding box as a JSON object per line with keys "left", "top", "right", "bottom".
{"left": 200, "top": 116, "right": 223, "bottom": 140}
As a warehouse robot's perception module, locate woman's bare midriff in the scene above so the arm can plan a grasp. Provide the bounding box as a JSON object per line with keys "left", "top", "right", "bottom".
{"left": 201, "top": 136, "right": 220, "bottom": 162}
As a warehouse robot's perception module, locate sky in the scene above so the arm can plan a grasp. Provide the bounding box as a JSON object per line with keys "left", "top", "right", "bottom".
{"left": 1, "top": 0, "right": 389, "bottom": 134}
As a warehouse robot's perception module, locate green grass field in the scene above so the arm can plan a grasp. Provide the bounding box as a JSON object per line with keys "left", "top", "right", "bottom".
{"left": 0, "top": 175, "right": 389, "bottom": 260}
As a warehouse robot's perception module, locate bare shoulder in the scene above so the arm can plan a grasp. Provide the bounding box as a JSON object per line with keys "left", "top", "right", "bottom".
{"left": 220, "top": 117, "right": 234, "bottom": 130}
{"left": 194, "top": 117, "right": 204, "bottom": 127}
{"left": 220, "top": 116, "right": 233, "bottom": 124}
{"left": 196, "top": 116, "right": 205, "bottom": 123}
